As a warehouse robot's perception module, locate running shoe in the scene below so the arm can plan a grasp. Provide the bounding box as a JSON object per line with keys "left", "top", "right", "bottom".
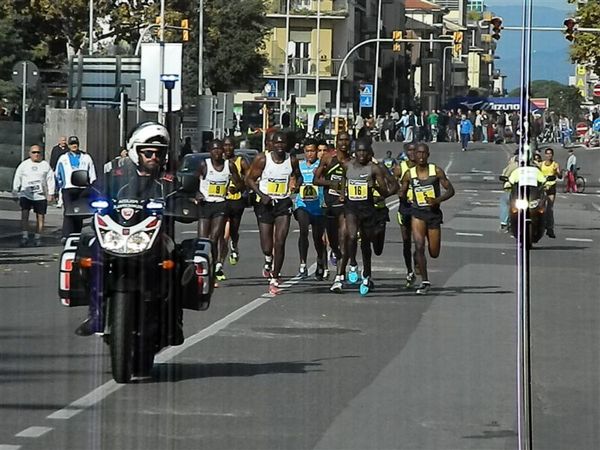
{"left": 359, "top": 277, "right": 373, "bottom": 296}
{"left": 416, "top": 281, "right": 431, "bottom": 295}
{"left": 297, "top": 265, "right": 309, "bottom": 279}
{"left": 347, "top": 265, "right": 359, "bottom": 284}
{"left": 229, "top": 251, "right": 239, "bottom": 266}
{"left": 314, "top": 264, "right": 325, "bottom": 281}
{"left": 229, "top": 241, "right": 239, "bottom": 265}
{"left": 323, "top": 268, "right": 330, "bottom": 280}
{"left": 215, "top": 269, "right": 227, "bottom": 282}
{"left": 405, "top": 271, "right": 416, "bottom": 288}
{"left": 330, "top": 275, "right": 344, "bottom": 293}
{"left": 269, "top": 278, "right": 281, "bottom": 295}
{"left": 262, "top": 261, "right": 273, "bottom": 278}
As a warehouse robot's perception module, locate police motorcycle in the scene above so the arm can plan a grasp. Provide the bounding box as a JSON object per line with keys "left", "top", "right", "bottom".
{"left": 499, "top": 166, "right": 555, "bottom": 250}
{"left": 58, "top": 123, "right": 214, "bottom": 383}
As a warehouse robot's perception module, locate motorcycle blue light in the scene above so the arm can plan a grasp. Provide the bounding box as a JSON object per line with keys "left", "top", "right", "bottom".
{"left": 146, "top": 201, "right": 165, "bottom": 210}
{"left": 91, "top": 200, "right": 110, "bottom": 209}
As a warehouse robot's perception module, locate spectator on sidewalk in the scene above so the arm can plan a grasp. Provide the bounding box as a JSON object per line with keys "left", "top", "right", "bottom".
{"left": 49, "top": 136, "right": 68, "bottom": 208}
{"left": 56, "top": 136, "right": 97, "bottom": 243}
{"left": 460, "top": 114, "right": 473, "bottom": 151}
{"left": 12, "top": 145, "right": 55, "bottom": 247}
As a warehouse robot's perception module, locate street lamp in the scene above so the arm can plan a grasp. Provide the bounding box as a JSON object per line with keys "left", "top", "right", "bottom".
{"left": 89, "top": 0, "right": 94, "bottom": 55}
{"left": 373, "top": 0, "right": 383, "bottom": 118}
{"left": 161, "top": 74, "right": 179, "bottom": 169}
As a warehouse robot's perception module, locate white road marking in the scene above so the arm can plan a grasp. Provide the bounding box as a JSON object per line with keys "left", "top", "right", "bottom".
{"left": 459, "top": 176, "right": 473, "bottom": 180}
{"left": 565, "top": 238, "right": 593, "bottom": 242}
{"left": 48, "top": 263, "right": 317, "bottom": 421}
{"left": 592, "top": 203, "right": 600, "bottom": 212}
{"left": 14, "top": 427, "right": 52, "bottom": 438}
{"left": 46, "top": 199, "right": 404, "bottom": 423}
{"left": 483, "top": 176, "right": 495, "bottom": 181}
{"left": 470, "top": 168, "right": 493, "bottom": 174}
{"left": 0, "top": 445, "right": 21, "bottom": 450}
{"left": 463, "top": 189, "right": 478, "bottom": 193}
{"left": 456, "top": 232, "right": 484, "bottom": 237}
{"left": 444, "top": 158, "right": 453, "bottom": 174}
{"left": 491, "top": 190, "right": 504, "bottom": 194}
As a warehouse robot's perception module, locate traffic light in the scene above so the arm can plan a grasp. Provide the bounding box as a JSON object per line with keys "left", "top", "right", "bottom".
{"left": 181, "top": 19, "right": 189, "bottom": 42}
{"left": 334, "top": 117, "right": 347, "bottom": 135}
{"left": 564, "top": 18, "right": 576, "bottom": 42}
{"left": 490, "top": 16, "right": 503, "bottom": 40}
{"left": 452, "top": 32, "right": 463, "bottom": 59}
{"left": 392, "top": 30, "right": 402, "bottom": 53}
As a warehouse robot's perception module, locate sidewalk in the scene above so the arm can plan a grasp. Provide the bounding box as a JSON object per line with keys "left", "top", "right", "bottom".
{"left": 0, "top": 192, "right": 64, "bottom": 247}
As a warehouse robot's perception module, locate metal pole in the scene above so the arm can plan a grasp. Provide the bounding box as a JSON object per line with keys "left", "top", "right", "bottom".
{"left": 21, "top": 61, "right": 27, "bottom": 161}
{"left": 372, "top": 0, "right": 382, "bottom": 119}
{"left": 283, "top": 0, "right": 291, "bottom": 113}
{"left": 441, "top": 46, "right": 452, "bottom": 106}
{"left": 198, "top": 0, "right": 204, "bottom": 95}
{"left": 158, "top": 0, "right": 166, "bottom": 124}
{"left": 336, "top": 37, "right": 451, "bottom": 119}
{"left": 89, "top": 0, "right": 93, "bottom": 55}
{"left": 315, "top": 0, "right": 321, "bottom": 116}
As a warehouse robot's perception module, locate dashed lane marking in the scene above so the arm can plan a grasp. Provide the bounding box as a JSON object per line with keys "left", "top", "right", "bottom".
{"left": 455, "top": 232, "right": 484, "bottom": 237}
{"left": 459, "top": 176, "right": 473, "bottom": 180}
{"left": 463, "top": 189, "right": 478, "bottom": 193}
{"left": 491, "top": 190, "right": 504, "bottom": 194}
{"left": 0, "top": 445, "right": 21, "bottom": 450}
{"left": 565, "top": 238, "right": 593, "bottom": 243}
{"left": 483, "top": 176, "right": 495, "bottom": 181}
{"left": 47, "top": 262, "right": 317, "bottom": 421}
{"left": 14, "top": 427, "right": 53, "bottom": 438}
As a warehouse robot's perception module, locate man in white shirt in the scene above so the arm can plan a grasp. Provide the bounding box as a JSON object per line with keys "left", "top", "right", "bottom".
{"left": 56, "top": 136, "right": 97, "bottom": 241}
{"left": 12, "top": 145, "right": 55, "bottom": 246}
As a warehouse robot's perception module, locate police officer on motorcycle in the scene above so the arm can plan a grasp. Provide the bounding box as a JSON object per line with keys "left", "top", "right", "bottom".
{"left": 75, "top": 121, "right": 179, "bottom": 336}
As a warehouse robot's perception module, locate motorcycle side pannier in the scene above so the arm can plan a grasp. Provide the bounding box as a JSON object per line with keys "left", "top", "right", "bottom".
{"left": 177, "top": 238, "right": 214, "bottom": 311}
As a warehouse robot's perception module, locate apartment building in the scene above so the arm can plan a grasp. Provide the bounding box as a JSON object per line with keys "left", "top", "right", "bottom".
{"left": 234, "top": 0, "right": 408, "bottom": 123}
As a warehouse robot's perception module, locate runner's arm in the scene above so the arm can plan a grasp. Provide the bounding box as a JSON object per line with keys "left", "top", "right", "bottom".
{"left": 228, "top": 160, "right": 244, "bottom": 193}
{"left": 289, "top": 156, "right": 303, "bottom": 194}
{"left": 431, "top": 167, "right": 455, "bottom": 205}
{"left": 373, "top": 163, "right": 398, "bottom": 198}
{"left": 244, "top": 153, "right": 270, "bottom": 203}
{"left": 313, "top": 154, "right": 337, "bottom": 189}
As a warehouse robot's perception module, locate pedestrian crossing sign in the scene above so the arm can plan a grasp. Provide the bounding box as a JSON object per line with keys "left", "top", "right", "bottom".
{"left": 362, "top": 84, "right": 373, "bottom": 95}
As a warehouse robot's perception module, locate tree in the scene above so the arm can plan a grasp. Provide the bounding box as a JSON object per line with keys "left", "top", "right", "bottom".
{"left": 508, "top": 80, "right": 583, "bottom": 121}
{"left": 566, "top": 0, "right": 600, "bottom": 75}
{"left": 0, "top": 10, "right": 28, "bottom": 105}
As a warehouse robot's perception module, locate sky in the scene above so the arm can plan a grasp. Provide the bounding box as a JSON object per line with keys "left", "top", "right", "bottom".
{"left": 485, "top": 0, "right": 576, "bottom": 89}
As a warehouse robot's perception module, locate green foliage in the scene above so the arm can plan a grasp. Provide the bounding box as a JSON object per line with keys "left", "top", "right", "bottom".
{"left": 508, "top": 80, "right": 583, "bottom": 120}
{"left": 566, "top": 0, "right": 600, "bottom": 74}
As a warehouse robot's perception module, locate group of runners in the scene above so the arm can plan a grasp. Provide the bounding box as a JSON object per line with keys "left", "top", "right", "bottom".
{"left": 195, "top": 131, "right": 455, "bottom": 296}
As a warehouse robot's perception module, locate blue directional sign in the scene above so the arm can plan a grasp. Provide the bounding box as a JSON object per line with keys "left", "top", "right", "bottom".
{"left": 593, "top": 117, "right": 600, "bottom": 132}
{"left": 360, "top": 83, "right": 373, "bottom": 108}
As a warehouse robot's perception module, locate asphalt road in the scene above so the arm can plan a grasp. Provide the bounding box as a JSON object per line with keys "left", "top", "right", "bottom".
{"left": 1, "top": 141, "right": 599, "bottom": 449}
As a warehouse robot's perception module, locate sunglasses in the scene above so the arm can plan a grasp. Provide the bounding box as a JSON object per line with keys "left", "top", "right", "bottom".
{"left": 31, "top": 151, "right": 41, "bottom": 154}
{"left": 139, "top": 149, "right": 165, "bottom": 159}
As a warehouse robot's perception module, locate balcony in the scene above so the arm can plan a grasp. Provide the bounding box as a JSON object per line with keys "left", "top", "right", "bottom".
{"left": 265, "top": 57, "right": 349, "bottom": 78}
{"left": 267, "top": 0, "right": 349, "bottom": 18}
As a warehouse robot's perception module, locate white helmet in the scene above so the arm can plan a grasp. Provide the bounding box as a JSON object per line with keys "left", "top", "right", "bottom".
{"left": 126, "top": 121, "right": 170, "bottom": 166}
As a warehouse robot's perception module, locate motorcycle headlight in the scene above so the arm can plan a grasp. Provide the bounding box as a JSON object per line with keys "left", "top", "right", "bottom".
{"left": 125, "top": 231, "right": 152, "bottom": 254}
{"left": 528, "top": 199, "right": 540, "bottom": 209}
{"left": 515, "top": 199, "right": 529, "bottom": 210}
{"left": 102, "top": 230, "right": 126, "bottom": 252}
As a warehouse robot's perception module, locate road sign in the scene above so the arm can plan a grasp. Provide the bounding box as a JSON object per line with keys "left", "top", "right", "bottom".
{"left": 576, "top": 122, "right": 589, "bottom": 136}
{"left": 593, "top": 84, "right": 600, "bottom": 97}
{"left": 265, "top": 79, "right": 278, "bottom": 98}
{"left": 359, "top": 83, "right": 373, "bottom": 108}
{"left": 11, "top": 61, "right": 39, "bottom": 89}
{"left": 360, "top": 94, "right": 373, "bottom": 108}
{"left": 593, "top": 117, "right": 600, "bottom": 132}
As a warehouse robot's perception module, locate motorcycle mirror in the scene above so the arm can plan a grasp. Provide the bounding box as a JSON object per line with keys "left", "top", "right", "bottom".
{"left": 180, "top": 174, "right": 199, "bottom": 193}
{"left": 71, "top": 170, "right": 90, "bottom": 187}
{"left": 499, "top": 175, "right": 509, "bottom": 182}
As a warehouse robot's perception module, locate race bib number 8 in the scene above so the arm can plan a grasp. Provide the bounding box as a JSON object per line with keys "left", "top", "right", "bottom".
{"left": 300, "top": 185, "right": 318, "bottom": 200}
{"left": 347, "top": 180, "right": 368, "bottom": 201}
{"left": 267, "top": 178, "right": 288, "bottom": 197}
{"left": 414, "top": 185, "right": 436, "bottom": 207}
{"left": 208, "top": 181, "right": 227, "bottom": 197}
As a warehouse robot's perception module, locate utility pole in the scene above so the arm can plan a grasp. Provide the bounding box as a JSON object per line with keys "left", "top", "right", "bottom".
{"left": 198, "top": 0, "right": 204, "bottom": 96}
{"left": 283, "top": 0, "right": 291, "bottom": 114}
{"left": 89, "top": 0, "right": 94, "bottom": 55}
{"left": 157, "top": 0, "right": 166, "bottom": 124}
{"left": 372, "top": 0, "right": 382, "bottom": 119}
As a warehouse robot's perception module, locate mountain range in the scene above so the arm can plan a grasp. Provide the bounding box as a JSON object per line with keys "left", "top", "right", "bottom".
{"left": 486, "top": 3, "right": 575, "bottom": 89}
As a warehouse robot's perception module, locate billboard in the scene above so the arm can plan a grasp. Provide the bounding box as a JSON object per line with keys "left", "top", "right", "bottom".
{"left": 140, "top": 43, "right": 182, "bottom": 112}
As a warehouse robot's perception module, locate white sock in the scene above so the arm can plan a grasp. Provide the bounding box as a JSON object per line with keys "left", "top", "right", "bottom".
{"left": 265, "top": 255, "right": 273, "bottom": 264}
